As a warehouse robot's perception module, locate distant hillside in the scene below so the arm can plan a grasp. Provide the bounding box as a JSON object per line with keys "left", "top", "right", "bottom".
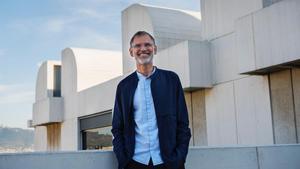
{"left": 0, "top": 126, "right": 34, "bottom": 148}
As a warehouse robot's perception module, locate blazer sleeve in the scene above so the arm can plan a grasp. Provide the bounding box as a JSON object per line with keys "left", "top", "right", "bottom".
{"left": 174, "top": 74, "right": 191, "bottom": 162}
{"left": 111, "top": 85, "right": 129, "bottom": 169}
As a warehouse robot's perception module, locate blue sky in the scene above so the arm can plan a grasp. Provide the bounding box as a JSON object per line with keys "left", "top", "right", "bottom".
{"left": 0, "top": 0, "right": 200, "bottom": 129}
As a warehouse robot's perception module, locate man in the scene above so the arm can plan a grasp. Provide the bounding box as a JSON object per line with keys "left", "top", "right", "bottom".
{"left": 111, "top": 31, "right": 191, "bottom": 169}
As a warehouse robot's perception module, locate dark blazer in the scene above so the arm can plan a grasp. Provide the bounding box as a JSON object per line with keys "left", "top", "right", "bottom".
{"left": 111, "top": 68, "right": 191, "bottom": 169}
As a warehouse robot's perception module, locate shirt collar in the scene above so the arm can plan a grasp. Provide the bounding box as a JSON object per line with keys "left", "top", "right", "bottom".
{"left": 136, "top": 66, "right": 156, "bottom": 80}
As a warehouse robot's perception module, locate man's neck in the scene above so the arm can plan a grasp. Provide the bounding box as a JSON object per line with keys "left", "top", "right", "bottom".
{"left": 136, "top": 64, "right": 154, "bottom": 77}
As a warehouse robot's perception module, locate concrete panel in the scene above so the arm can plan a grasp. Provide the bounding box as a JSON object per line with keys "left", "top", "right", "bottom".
{"left": 61, "top": 118, "right": 78, "bottom": 150}
{"left": 191, "top": 90, "right": 207, "bottom": 146}
{"left": 0, "top": 151, "right": 118, "bottom": 169}
{"left": 292, "top": 68, "right": 300, "bottom": 142}
{"left": 188, "top": 41, "right": 212, "bottom": 88}
{"left": 205, "top": 82, "right": 238, "bottom": 146}
{"left": 211, "top": 33, "right": 246, "bottom": 84}
{"left": 186, "top": 147, "right": 258, "bottom": 169}
{"left": 258, "top": 145, "right": 300, "bottom": 169}
{"left": 253, "top": 0, "right": 300, "bottom": 69}
{"left": 155, "top": 41, "right": 190, "bottom": 88}
{"left": 33, "top": 97, "right": 63, "bottom": 126}
{"left": 184, "top": 92, "right": 194, "bottom": 146}
{"left": 155, "top": 40, "right": 212, "bottom": 89}
{"left": 234, "top": 76, "right": 273, "bottom": 145}
{"left": 270, "top": 70, "right": 297, "bottom": 144}
{"left": 63, "top": 92, "right": 79, "bottom": 120}
{"left": 236, "top": 15, "right": 256, "bottom": 74}
{"left": 200, "top": 0, "right": 263, "bottom": 40}
{"left": 77, "top": 75, "right": 124, "bottom": 117}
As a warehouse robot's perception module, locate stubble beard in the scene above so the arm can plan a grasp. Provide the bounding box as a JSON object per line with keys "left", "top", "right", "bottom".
{"left": 135, "top": 54, "right": 153, "bottom": 65}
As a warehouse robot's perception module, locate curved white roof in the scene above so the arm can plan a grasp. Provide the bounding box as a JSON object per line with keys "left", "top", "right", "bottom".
{"left": 61, "top": 48, "right": 122, "bottom": 93}
{"left": 141, "top": 3, "right": 201, "bottom": 40}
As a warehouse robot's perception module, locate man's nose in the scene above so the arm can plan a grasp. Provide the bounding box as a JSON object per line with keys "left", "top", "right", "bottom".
{"left": 140, "top": 45, "right": 147, "bottom": 50}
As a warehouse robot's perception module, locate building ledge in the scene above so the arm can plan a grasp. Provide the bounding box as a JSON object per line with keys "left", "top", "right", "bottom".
{"left": 241, "top": 59, "right": 300, "bottom": 75}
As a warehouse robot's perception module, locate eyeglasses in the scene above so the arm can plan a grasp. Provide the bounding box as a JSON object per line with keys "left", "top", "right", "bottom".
{"left": 131, "top": 43, "right": 154, "bottom": 49}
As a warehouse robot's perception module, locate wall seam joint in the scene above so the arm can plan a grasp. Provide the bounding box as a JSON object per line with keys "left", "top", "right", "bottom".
{"left": 232, "top": 82, "right": 239, "bottom": 144}
{"left": 290, "top": 69, "right": 299, "bottom": 143}
{"left": 268, "top": 74, "right": 276, "bottom": 144}
{"left": 251, "top": 14, "right": 257, "bottom": 70}
{"left": 256, "top": 147, "right": 261, "bottom": 169}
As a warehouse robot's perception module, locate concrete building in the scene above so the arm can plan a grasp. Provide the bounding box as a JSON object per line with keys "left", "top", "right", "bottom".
{"left": 31, "top": 0, "right": 300, "bottom": 154}
{"left": 0, "top": 0, "right": 296, "bottom": 168}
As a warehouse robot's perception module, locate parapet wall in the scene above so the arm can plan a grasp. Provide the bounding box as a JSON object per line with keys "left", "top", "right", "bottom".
{"left": 1, "top": 145, "right": 299, "bottom": 169}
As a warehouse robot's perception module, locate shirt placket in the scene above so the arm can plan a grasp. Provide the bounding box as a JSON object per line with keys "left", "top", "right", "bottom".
{"left": 145, "top": 78, "right": 153, "bottom": 159}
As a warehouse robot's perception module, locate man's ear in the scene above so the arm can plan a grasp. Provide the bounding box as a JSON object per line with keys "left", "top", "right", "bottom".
{"left": 154, "top": 45, "right": 157, "bottom": 55}
{"left": 129, "top": 48, "right": 133, "bottom": 57}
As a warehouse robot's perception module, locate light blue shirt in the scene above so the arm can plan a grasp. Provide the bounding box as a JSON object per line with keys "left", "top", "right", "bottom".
{"left": 132, "top": 67, "right": 163, "bottom": 165}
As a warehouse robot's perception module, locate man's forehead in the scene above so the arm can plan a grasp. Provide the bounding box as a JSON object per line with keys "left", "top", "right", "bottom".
{"left": 132, "top": 35, "right": 153, "bottom": 43}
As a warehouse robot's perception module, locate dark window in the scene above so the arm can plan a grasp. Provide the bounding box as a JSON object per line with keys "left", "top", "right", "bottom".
{"left": 53, "top": 65, "right": 61, "bottom": 97}
{"left": 79, "top": 111, "right": 112, "bottom": 150}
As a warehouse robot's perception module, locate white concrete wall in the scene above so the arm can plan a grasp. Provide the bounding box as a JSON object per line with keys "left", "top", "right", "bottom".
{"left": 59, "top": 48, "right": 123, "bottom": 150}
{"left": 61, "top": 49, "right": 77, "bottom": 97}
{"left": 236, "top": 0, "right": 300, "bottom": 73}
{"left": 200, "top": 0, "right": 275, "bottom": 146}
{"left": 155, "top": 41, "right": 189, "bottom": 86}
{"left": 77, "top": 75, "right": 125, "bottom": 117}
{"left": 60, "top": 118, "right": 78, "bottom": 151}
{"left": 61, "top": 48, "right": 122, "bottom": 92}
{"left": 211, "top": 33, "right": 247, "bottom": 84}
{"left": 205, "top": 82, "right": 237, "bottom": 146}
{"left": 34, "top": 61, "right": 62, "bottom": 150}
{"left": 234, "top": 76, "right": 273, "bottom": 145}
{"left": 200, "top": 0, "right": 263, "bottom": 40}
{"left": 254, "top": 0, "right": 300, "bottom": 69}
{"left": 61, "top": 47, "right": 122, "bottom": 117}
{"left": 205, "top": 76, "right": 273, "bottom": 146}
{"left": 155, "top": 40, "right": 212, "bottom": 89}
{"left": 122, "top": 4, "right": 201, "bottom": 74}
{"left": 236, "top": 14, "right": 256, "bottom": 73}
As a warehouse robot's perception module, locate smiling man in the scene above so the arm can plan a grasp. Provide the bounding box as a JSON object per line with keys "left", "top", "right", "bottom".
{"left": 111, "top": 31, "right": 191, "bottom": 169}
